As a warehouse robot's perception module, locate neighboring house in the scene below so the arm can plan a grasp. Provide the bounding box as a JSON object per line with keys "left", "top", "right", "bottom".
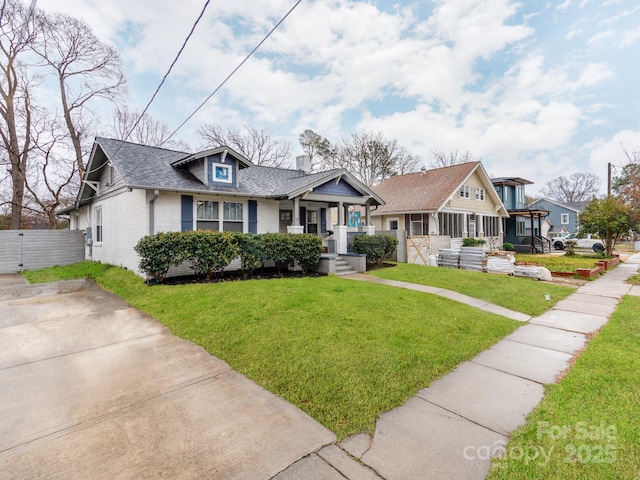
{"left": 369, "top": 162, "right": 509, "bottom": 252}
{"left": 491, "top": 177, "right": 550, "bottom": 252}
{"left": 61, "top": 137, "right": 384, "bottom": 276}
{"left": 526, "top": 198, "right": 586, "bottom": 235}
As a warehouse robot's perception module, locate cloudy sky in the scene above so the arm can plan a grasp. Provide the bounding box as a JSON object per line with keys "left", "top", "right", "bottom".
{"left": 37, "top": 0, "right": 640, "bottom": 195}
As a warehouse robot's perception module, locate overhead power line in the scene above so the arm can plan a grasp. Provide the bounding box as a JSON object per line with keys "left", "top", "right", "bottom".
{"left": 103, "top": 0, "right": 212, "bottom": 170}
{"left": 123, "top": 0, "right": 303, "bottom": 177}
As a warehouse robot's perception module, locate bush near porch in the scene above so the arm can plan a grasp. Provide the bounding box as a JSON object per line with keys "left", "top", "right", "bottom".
{"left": 135, "top": 231, "right": 323, "bottom": 282}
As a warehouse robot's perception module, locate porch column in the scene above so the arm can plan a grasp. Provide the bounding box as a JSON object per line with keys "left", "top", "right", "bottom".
{"left": 463, "top": 213, "right": 469, "bottom": 237}
{"left": 333, "top": 225, "right": 348, "bottom": 253}
{"left": 530, "top": 215, "right": 535, "bottom": 252}
{"left": 343, "top": 204, "right": 349, "bottom": 227}
{"left": 476, "top": 213, "right": 484, "bottom": 238}
{"left": 338, "top": 201, "right": 344, "bottom": 226}
{"left": 288, "top": 197, "right": 304, "bottom": 234}
{"left": 365, "top": 204, "right": 371, "bottom": 226}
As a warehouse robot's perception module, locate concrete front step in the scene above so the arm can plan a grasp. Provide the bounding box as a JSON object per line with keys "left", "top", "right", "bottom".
{"left": 334, "top": 258, "right": 357, "bottom": 276}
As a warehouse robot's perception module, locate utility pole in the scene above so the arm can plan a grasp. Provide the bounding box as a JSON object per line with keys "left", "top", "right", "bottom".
{"left": 607, "top": 162, "right": 612, "bottom": 197}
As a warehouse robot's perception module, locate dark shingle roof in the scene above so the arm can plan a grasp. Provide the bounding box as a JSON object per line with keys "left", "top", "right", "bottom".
{"left": 83, "top": 138, "right": 381, "bottom": 203}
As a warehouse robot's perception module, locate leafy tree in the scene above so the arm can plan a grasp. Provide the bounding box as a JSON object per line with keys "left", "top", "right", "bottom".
{"left": 298, "top": 129, "right": 337, "bottom": 171}
{"left": 541, "top": 172, "right": 600, "bottom": 203}
{"left": 199, "top": 123, "right": 291, "bottom": 168}
{"left": 612, "top": 146, "right": 640, "bottom": 234}
{"left": 578, "top": 196, "right": 633, "bottom": 256}
{"left": 428, "top": 149, "right": 474, "bottom": 168}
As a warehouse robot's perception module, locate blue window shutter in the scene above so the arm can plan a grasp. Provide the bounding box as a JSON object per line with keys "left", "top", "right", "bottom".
{"left": 248, "top": 200, "right": 258, "bottom": 234}
{"left": 320, "top": 208, "right": 327, "bottom": 233}
{"left": 299, "top": 206, "right": 306, "bottom": 233}
{"left": 181, "top": 195, "right": 193, "bottom": 231}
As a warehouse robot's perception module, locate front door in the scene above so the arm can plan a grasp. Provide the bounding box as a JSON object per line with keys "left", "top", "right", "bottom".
{"left": 279, "top": 210, "right": 292, "bottom": 233}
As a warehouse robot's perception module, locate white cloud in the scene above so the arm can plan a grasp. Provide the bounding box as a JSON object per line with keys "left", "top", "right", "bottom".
{"left": 621, "top": 28, "right": 640, "bottom": 47}
{"left": 588, "top": 130, "right": 640, "bottom": 176}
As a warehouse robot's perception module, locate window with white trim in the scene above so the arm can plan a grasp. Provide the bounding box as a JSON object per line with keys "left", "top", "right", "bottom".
{"left": 475, "top": 187, "right": 485, "bottom": 201}
{"left": 95, "top": 207, "right": 103, "bottom": 243}
{"left": 388, "top": 218, "right": 399, "bottom": 230}
{"left": 214, "top": 164, "right": 232, "bottom": 183}
{"left": 223, "top": 202, "right": 243, "bottom": 232}
{"left": 561, "top": 213, "right": 569, "bottom": 225}
{"left": 196, "top": 200, "right": 219, "bottom": 230}
{"left": 458, "top": 185, "right": 470, "bottom": 198}
{"left": 409, "top": 213, "right": 428, "bottom": 236}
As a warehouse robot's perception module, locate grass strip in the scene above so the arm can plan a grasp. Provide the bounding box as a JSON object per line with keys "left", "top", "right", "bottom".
{"left": 23, "top": 262, "right": 518, "bottom": 440}
{"left": 487, "top": 295, "right": 640, "bottom": 479}
{"left": 515, "top": 253, "right": 610, "bottom": 273}
{"left": 368, "top": 263, "right": 573, "bottom": 316}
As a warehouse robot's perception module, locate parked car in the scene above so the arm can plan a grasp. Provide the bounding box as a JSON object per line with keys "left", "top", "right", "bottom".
{"left": 553, "top": 233, "right": 605, "bottom": 252}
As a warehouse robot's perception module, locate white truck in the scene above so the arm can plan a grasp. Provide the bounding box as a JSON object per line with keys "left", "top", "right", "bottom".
{"left": 552, "top": 233, "right": 605, "bottom": 252}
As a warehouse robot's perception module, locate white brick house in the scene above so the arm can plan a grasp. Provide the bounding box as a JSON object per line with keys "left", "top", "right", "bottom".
{"left": 61, "top": 138, "right": 384, "bottom": 276}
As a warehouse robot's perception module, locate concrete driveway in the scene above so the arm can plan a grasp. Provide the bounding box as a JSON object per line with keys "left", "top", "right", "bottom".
{"left": 0, "top": 276, "right": 334, "bottom": 479}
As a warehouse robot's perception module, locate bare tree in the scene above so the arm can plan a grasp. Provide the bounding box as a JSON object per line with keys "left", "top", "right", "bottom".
{"left": 199, "top": 123, "right": 290, "bottom": 168}
{"left": 0, "top": 0, "right": 39, "bottom": 229}
{"left": 612, "top": 146, "right": 640, "bottom": 234}
{"left": 429, "top": 148, "right": 474, "bottom": 168}
{"left": 33, "top": 11, "right": 126, "bottom": 180}
{"left": 109, "top": 106, "right": 190, "bottom": 151}
{"left": 338, "top": 131, "right": 420, "bottom": 187}
{"left": 541, "top": 172, "right": 600, "bottom": 203}
{"left": 24, "top": 116, "right": 78, "bottom": 228}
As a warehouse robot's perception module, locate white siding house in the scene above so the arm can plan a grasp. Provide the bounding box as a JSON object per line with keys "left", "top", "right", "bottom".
{"left": 61, "top": 138, "right": 384, "bottom": 277}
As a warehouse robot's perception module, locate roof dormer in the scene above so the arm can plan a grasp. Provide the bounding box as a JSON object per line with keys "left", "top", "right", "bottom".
{"left": 171, "top": 146, "right": 253, "bottom": 188}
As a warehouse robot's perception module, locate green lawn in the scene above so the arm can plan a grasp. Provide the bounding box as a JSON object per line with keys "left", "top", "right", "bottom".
{"left": 515, "top": 253, "right": 608, "bottom": 273}
{"left": 368, "top": 263, "right": 574, "bottom": 316}
{"left": 23, "top": 262, "right": 519, "bottom": 440}
{"left": 487, "top": 295, "right": 640, "bottom": 479}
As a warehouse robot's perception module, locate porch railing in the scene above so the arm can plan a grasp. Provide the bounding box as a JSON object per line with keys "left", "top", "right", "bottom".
{"left": 347, "top": 231, "right": 366, "bottom": 253}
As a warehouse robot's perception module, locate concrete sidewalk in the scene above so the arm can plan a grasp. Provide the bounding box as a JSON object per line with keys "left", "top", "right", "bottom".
{"left": 335, "top": 253, "right": 640, "bottom": 479}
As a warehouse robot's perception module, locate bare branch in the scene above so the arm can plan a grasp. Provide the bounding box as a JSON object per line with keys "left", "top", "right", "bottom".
{"left": 198, "top": 123, "right": 291, "bottom": 168}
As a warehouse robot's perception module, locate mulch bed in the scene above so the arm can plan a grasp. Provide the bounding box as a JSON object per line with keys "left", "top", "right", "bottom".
{"left": 160, "top": 268, "right": 326, "bottom": 285}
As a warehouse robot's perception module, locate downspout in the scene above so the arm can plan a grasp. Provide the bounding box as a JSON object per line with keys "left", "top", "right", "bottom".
{"left": 149, "top": 190, "right": 159, "bottom": 235}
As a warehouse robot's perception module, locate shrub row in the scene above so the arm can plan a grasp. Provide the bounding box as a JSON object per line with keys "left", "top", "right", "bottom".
{"left": 462, "top": 237, "right": 486, "bottom": 247}
{"left": 352, "top": 234, "right": 398, "bottom": 266}
{"left": 134, "top": 231, "right": 323, "bottom": 283}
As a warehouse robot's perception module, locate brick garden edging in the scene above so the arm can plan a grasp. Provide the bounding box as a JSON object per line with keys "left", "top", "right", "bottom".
{"left": 552, "top": 255, "right": 621, "bottom": 279}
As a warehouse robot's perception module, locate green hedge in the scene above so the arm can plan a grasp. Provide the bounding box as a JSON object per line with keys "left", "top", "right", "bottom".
{"left": 353, "top": 234, "right": 398, "bottom": 266}
{"left": 135, "top": 231, "right": 323, "bottom": 282}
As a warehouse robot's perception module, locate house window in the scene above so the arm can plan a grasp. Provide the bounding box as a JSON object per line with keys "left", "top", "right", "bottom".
{"left": 215, "top": 165, "right": 231, "bottom": 183}
{"left": 438, "top": 212, "right": 464, "bottom": 238}
{"left": 483, "top": 216, "right": 500, "bottom": 236}
{"left": 196, "top": 200, "right": 219, "bottom": 231}
{"left": 475, "top": 188, "right": 485, "bottom": 201}
{"left": 388, "top": 218, "right": 399, "bottom": 230}
{"left": 516, "top": 218, "right": 526, "bottom": 236}
{"left": 458, "top": 185, "right": 470, "bottom": 198}
{"left": 307, "top": 210, "right": 318, "bottom": 234}
{"left": 95, "top": 207, "right": 103, "bottom": 243}
{"left": 223, "top": 202, "right": 243, "bottom": 232}
{"left": 561, "top": 213, "right": 569, "bottom": 225}
{"left": 409, "top": 214, "right": 428, "bottom": 236}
